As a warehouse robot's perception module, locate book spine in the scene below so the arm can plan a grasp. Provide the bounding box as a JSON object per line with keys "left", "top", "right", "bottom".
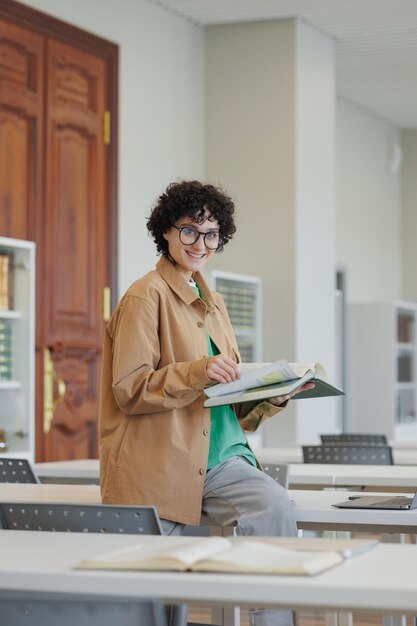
{"left": 0, "top": 253, "right": 13, "bottom": 311}
{"left": 0, "top": 320, "right": 12, "bottom": 381}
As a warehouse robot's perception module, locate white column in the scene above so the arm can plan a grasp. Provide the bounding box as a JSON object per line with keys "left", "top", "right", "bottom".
{"left": 206, "top": 18, "right": 338, "bottom": 444}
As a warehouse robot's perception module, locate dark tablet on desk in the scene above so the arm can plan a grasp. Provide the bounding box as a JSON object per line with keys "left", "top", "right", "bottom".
{"left": 332, "top": 492, "right": 417, "bottom": 510}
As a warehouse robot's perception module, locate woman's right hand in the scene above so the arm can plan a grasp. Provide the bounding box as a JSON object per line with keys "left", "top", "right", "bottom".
{"left": 206, "top": 354, "right": 240, "bottom": 384}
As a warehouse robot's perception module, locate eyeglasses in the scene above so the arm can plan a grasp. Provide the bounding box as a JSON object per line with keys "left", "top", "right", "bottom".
{"left": 173, "top": 225, "right": 222, "bottom": 250}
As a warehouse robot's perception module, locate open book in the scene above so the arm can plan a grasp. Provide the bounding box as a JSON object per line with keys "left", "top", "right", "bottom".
{"left": 204, "top": 360, "right": 343, "bottom": 408}
{"left": 77, "top": 536, "right": 346, "bottom": 576}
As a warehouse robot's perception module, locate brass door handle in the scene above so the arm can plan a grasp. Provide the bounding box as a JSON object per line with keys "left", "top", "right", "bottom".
{"left": 43, "top": 348, "right": 67, "bottom": 434}
{"left": 103, "top": 286, "right": 111, "bottom": 322}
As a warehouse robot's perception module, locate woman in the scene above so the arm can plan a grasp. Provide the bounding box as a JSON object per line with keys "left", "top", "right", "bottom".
{"left": 99, "top": 180, "right": 313, "bottom": 626}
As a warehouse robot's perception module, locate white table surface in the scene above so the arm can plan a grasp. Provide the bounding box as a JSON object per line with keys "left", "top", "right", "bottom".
{"left": 34, "top": 459, "right": 341, "bottom": 487}
{"left": 35, "top": 459, "right": 100, "bottom": 481}
{"left": 256, "top": 446, "right": 304, "bottom": 464}
{"left": 1, "top": 483, "right": 416, "bottom": 534}
{"left": 289, "top": 464, "right": 417, "bottom": 489}
{"left": 33, "top": 458, "right": 417, "bottom": 492}
{"left": 0, "top": 482, "right": 101, "bottom": 503}
{"left": 288, "top": 488, "right": 417, "bottom": 533}
{"left": 33, "top": 443, "right": 417, "bottom": 483}
{"left": 335, "top": 465, "right": 417, "bottom": 489}
{"left": 1, "top": 531, "right": 417, "bottom": 614}
{"left": 256, "top": 446, "right": 417, "bottom": 466}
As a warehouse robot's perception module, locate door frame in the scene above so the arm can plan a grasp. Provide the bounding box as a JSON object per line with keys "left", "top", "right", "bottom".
{"left": 0, "top": 0, "right": 118, "bottom": 307}
{"left": 0, "top": 0, "right": 118, "bottom": 460}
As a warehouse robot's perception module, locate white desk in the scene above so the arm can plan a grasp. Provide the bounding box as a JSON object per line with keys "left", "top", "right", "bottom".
{"left": 35, "top": 459, "right": 100, "bottom": 484}
{"left": 33, "top": 458, "right": 417, "bottom": 497}
{"left": 286, "top": 464, "right": 417, "bottom": 491}
{"left": 393, "top": 449, "right": 417, "bottom": 465}
{"left": 34, "top": 459, "right": 341, "bottom": 488}
{"left": 33, "top": 446, "right": 417, "bottom": 487}
{"left": 256, "top": 446, "right": 417, "bottom": 466}
{"left": 256, "top": 446, "right": 303, "bottom": 464}
{"left": 0, "top": 531, "right": 417, "bottom": 615}
{"left": 0, "top": 483, "right": 416, "bottom": 535}
{"left": 335, "top": 465, "right": 417, "bottom": 491}
{"left": 289, "top": 489, "right": 417, "bottom": 534}
{"left": 0, "top": 482, "right": 101, "bottom": 503}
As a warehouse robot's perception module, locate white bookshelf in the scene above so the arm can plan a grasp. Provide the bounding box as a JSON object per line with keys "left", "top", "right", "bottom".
{"left": 347, "top": 300, "right": 417, "bottom": 442}
{"left": 0, "top": 237, "right": 35, "bottom": 459}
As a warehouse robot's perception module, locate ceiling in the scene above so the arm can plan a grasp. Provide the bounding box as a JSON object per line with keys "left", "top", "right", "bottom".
{"left": 149, "top": 0, "right": 417, "bottom": 129}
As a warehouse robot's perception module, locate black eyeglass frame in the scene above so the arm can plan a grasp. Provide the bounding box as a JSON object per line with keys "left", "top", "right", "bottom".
{"left": 173, "top": 225, "right": 223, "bottom": 250}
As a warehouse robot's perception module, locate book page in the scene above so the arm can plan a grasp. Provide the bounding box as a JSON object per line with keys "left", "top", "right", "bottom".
{"left": 192, "top": 540, "right": 343, "bottom": 575}
{"left": 77, "top": 536, "right": 232, "bottom": 571}
{"left": 238, "top": 360, "right": 296, "bottom": 382}
{"left": 249, "top": 537, "right": 378, "bottom": 559}
{"left": 205, "top": 360, "right": 329, "bottom": 399}
{"left": 289, "top": 362, "right": 326, "bottom": 379}
{"left": 205, "top": 360, "right": 295, "bottom": 399}
{"left": 204, "top": 375, "right": 311, "bottom": 408}
{"left": 240, "top": 362, "right": 326, "bottom": 380}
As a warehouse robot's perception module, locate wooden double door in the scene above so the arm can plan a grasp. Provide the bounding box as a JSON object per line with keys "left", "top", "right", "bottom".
{"left": 0, "top": 2, "right": 118, "bottom": 461}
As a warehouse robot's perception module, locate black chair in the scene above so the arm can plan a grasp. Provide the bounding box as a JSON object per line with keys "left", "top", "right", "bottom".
{"left": 302, "top": 444, "right": 394, "bottom": 465}
{"left": 262, "top": 463, "right": 290, "bottom": 488}
{"left": 0, "top": 457, "right": 39, "bottom": 483}
{"left": 320, "top": 433, "right": 388, "bottom": 446}
{"left": 0, "top": 502, "right": 162, "bottom": 533}
{"left": 0, "top": 502, "right": 202, "bottom": 626}
{"left": 0, "top": 598, "right": 167, "bottom": 626}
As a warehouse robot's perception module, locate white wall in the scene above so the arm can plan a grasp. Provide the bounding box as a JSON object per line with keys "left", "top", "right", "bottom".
{"left": 22, "top": 0, "right": 205, "bottom": 295}
{"left": 205, "top": 19, "right": 337, "bottom": 444}
{"left": 401, "top": 130, "right": 417, "bottom": 303}
{"left": 336, "top": 98, "right": 402, "bottom": 303}
{"left": 22, "top": 0, "right": 406, "bottom": 308}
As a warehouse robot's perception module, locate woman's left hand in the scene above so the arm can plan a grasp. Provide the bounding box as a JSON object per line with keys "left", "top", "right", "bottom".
{"left": 268, "top": 382, "right": 316, "bottom": 407}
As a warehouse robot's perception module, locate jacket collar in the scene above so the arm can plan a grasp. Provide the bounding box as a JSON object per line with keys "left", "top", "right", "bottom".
{"left": 156, "top": 256, "right": 216, "bottom": 312}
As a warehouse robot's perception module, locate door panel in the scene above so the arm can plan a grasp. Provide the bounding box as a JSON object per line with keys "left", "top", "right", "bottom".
{"left": 0, "top": 19, "right": 43, "bottom": 240}
{"left": 0, "top": 6, "right": 117, "bottom": 463}
{"left": 41, "top": 38, "right": 108, "bottom": 460}
{"left": 44, "top": 347, "right": 98, "bottom": 459}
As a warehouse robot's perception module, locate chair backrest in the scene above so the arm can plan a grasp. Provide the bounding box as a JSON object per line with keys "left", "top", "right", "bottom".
{"left": 302, "top": 444, "right": 394, "bottom": 465}
{"left": 0, "top": 501, "right": 184, "bottom": 626}
{"left": 262, "top": 463, "right": 290, "bottom": 488}
{"left": 0, "top": 599, "right": 167, "bottom": 626}
{"left": 0, "top": 502, "right": 163, "bottom": 533}
{"left": 320, "top": 433, "right": 388, "bottom": 445}
{"left": 0, "top": 458, "right": 40, "bottom": 483}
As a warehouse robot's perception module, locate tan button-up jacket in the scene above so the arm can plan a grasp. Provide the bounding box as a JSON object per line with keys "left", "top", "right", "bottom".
{"left": 99, "top": 257, "right": 282, "bottom": 525}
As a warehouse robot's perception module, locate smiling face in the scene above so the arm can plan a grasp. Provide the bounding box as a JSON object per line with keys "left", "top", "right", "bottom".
{"left": 163, "top": 209, "right": 219, "bottom": 279}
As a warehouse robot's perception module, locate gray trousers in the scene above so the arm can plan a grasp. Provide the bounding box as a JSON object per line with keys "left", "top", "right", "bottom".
{"left": 161, "top": 456, "right": 297, "bottom": 626}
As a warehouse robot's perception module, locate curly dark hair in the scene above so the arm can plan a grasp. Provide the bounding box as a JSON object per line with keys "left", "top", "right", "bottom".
{"left": 147, "top": 180, "right": 236, "bottom": 257}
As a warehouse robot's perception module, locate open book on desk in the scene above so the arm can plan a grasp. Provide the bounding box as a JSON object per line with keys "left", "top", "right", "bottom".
{"left": 204, "top": 360, "right": 344, "bottom": 408}
{"left": 255, "top": 536, "right": 378, "bottom": 559}
{"left": 77, "top": 536, "right": 346, "bottom": 576}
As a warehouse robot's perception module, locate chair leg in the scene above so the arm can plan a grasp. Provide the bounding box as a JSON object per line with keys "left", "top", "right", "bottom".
{"left": 166, "top": 604, "right": 188, "bottom": 626}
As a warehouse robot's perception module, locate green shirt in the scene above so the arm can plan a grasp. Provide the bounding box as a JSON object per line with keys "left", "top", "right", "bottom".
{"left": 206, "top": 333, "right": 256, "bottom": 469}
{"left": 187, "top": 281, "right": 255, "bottom": 470}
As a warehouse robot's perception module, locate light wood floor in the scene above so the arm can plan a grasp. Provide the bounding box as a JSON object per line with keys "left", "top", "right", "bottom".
{"left": 188, "top": 607, "right": 415, "bottom": 626}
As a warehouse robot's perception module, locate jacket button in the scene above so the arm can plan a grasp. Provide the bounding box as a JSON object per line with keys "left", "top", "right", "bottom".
{"left": 203, "top": 428, "right": 208, "bottom": 436}
{"left": 199, "top": 468, "right": 205, "bottom": 476}
{"left": 197, "top": 321, "right": 204, "bottom": 328}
